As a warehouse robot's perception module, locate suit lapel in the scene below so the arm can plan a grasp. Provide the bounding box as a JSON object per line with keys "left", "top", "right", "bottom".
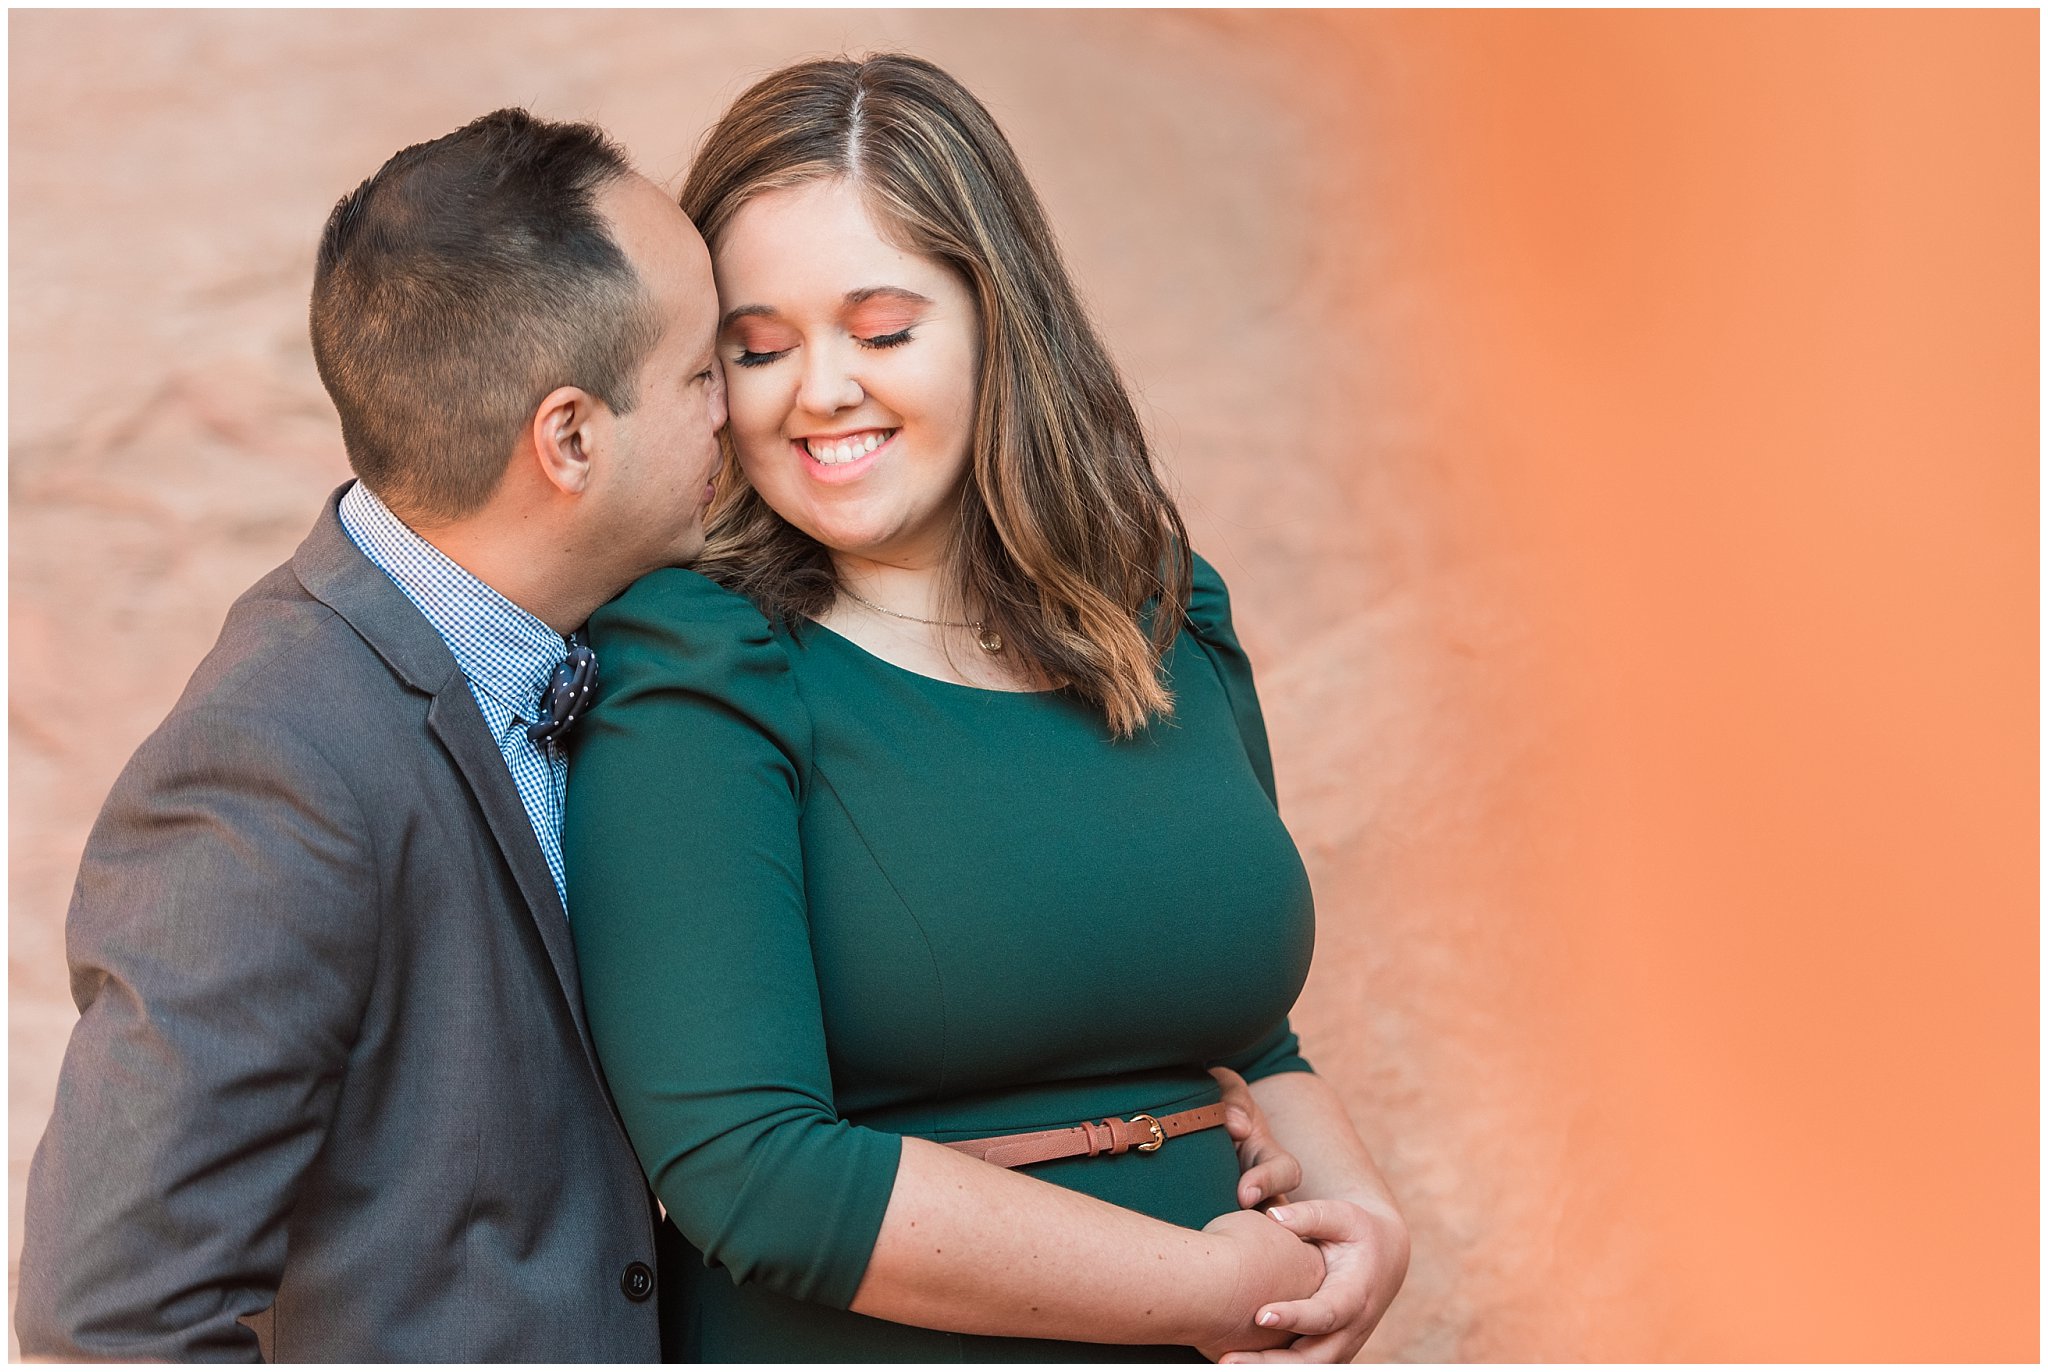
{"left": 424, "top": 688, "right": 593, "bottom": 1049}
{"left": 290, "top": 484, "right": 600, "bottom": 1064}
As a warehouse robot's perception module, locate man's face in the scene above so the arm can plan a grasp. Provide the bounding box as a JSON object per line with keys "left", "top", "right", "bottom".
{"left": 589, "top": 172, "right": 727, "bottom": 578}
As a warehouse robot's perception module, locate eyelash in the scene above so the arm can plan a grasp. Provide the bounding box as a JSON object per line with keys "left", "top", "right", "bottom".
{"left": 731, "top": 329, "right": 915, "bottom": 369}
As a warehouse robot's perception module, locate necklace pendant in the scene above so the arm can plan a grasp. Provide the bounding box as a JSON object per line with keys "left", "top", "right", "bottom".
{"left": 976, "top": 626, "right": 1004, "bottom": 654}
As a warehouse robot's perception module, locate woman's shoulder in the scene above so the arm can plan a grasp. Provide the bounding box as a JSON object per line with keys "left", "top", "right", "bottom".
{"left": 1183, "top": 549, "right": 1241, "bottom": 645}
{"left": 587, "top": 568, "right": 798, "bottom": 694}
{"left": 597, "top": 564, "right": 766, "bottom": 623}
{"left": 1177, "top": 549, "right": 1277, "bottom": 800}
{"left": 593, "top": 567, "right": 777, "bottom": 640}
{"left": 578, "top": 568, "right": 816, "bottom": 764}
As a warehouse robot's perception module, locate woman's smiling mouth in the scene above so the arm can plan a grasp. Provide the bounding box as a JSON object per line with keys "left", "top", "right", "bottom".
{"left": 795, "top": 427, "right": 899, "bottom": 483}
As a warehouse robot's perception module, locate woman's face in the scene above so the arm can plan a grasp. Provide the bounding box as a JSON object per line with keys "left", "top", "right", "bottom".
{"left": 711, "top": 177, "right": 981, "bottom": 571}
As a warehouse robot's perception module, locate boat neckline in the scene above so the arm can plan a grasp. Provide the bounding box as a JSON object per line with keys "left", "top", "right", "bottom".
{"left": 800, "top": 619, "right": 1067, "bottom": 698}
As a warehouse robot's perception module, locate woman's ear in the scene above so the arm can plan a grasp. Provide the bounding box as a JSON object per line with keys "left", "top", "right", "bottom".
{"left": 530, "top": 385, "right": 604, "bottom": 496}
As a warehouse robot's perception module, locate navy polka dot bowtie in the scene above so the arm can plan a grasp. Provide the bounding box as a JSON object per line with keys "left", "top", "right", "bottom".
{"left": 528, "top": 634, "right": 598, "bottom": 746}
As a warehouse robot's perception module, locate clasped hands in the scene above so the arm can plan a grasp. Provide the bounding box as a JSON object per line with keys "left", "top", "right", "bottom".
{"left": 1197, "top": 1069, "right": 1408, "bottom": 1364}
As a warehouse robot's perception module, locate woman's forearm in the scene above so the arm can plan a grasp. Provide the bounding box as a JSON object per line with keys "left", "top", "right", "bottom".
{"left": 1246, "top": 1070, "right": 1400, "bottom": 1218}
{"left": 848, "top": 1137, "right": 1322, "bottom": 1350}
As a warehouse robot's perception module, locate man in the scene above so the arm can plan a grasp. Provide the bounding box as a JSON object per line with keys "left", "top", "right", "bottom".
{"left": 17, "top": 109, "right": 726, "bottom": 1361}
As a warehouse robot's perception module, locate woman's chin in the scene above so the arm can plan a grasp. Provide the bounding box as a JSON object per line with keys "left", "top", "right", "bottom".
{"left": 813, "top": 532, "right": 897, "bottom": 563}
{"left": 771, "top": 499, "right": 945, "bottom": 567}
{"left": 792, "top": 515, "right": 907, "bottom": 562}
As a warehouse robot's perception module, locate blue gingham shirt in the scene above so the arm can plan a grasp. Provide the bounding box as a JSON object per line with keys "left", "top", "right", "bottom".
{"left": 339, "top": 481, "right": 574, "bottom": 913}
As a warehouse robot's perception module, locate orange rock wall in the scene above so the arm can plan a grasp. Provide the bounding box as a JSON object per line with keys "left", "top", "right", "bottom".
{"left": 9, "top": 10, "right": 2035, "bottom": 1360}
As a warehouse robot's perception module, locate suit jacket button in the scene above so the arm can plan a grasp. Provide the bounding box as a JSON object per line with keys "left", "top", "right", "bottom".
{"left": 620, "top": 1261, "right": 655, "bottom": 1302}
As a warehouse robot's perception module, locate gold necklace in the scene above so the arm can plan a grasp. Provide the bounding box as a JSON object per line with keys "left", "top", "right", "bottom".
{"left": 838, "top": 584, "right": 1005, "bottom": 654}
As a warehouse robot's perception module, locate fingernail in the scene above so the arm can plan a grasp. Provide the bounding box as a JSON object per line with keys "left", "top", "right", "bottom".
{"left": 1269, "top": 1207, "right": 1291, "bottom": 1223}
{"left": 1242, "top": 1186, "right": 1263, "bottom": 1205}
{"left": 1257, "top": 1311, "right": 1278, "bottom": 1327}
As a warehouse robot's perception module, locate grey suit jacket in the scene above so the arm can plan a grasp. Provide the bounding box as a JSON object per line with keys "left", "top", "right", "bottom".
{"left": 17, "top": 487, "right": 663, "bottom": 1362}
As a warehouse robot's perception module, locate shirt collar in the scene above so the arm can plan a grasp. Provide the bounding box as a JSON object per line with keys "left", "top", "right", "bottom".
{"left": 337, "top": 481, "right": 566, "bottom": 723}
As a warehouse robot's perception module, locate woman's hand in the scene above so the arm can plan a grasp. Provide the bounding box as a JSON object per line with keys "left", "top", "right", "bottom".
{"left": 1210, "top": 1066, "right": 1302, "bottom": 1209}
{"left": 1211, "top": 1071, "right": 1410, "bottom": 1363}
{"left": 1217, "top": 1195, "right": 1410, "bottom": 1364}
{"left": 1190, "top": 1208, "right": 1326, "bottom": 1361}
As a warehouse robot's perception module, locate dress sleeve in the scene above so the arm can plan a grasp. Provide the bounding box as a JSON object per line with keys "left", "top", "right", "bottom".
{"left": 1184, "top": 551, "right": 1279, "bottom": 809}
{"left": 1186, "top": 553, "right": 1315, "bottom": 1081}
{"left": 1210, "top": 1020, "right": 1315, "bottom": 1083}
{"left": 565, "top": 569, "right": 900, "bottom": 1309}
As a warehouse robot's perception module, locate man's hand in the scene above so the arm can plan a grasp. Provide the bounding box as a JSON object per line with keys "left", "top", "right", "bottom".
{"left": 1210, "top": 1066, "right": 1302, "bottom": 1210}
{"left": 1190, "top": 1208, "right": 1325, "bottom": 1361}
{"left": 1217, "top": 1196, "right": 1410, "bottom": 1364}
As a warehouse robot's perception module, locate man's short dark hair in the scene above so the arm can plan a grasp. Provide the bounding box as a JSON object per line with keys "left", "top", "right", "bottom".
{"left": 310, "top": 109, "right": 661, "bottom": 521}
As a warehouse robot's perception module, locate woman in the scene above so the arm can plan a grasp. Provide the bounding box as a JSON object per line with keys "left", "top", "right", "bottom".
{"left": 565, "top": 54, "right": 1407, "bottom": 1362}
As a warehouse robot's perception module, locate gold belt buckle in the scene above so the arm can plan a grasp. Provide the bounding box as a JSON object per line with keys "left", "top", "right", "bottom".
{"left": 1128, "top": 1113, "right": 1167, "bottom": 1153}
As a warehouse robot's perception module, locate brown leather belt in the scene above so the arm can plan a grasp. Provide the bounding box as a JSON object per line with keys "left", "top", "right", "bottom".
{"left": 942, "top": 1104, "right": 1228, "bottom": 1170}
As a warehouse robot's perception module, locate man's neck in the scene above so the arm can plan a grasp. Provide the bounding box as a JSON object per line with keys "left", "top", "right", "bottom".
{"left": 408, "top": 515, "right": 604, "bottom": 636}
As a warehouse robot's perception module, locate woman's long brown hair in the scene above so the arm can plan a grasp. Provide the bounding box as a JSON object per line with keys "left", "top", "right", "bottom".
{"left": 681, "top": 53, "right": 1192, "bottom": 737}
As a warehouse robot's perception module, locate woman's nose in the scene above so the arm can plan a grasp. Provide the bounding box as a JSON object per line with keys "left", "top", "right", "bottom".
{"left": 795, "top": 341, "right": 863, "bottom": 417}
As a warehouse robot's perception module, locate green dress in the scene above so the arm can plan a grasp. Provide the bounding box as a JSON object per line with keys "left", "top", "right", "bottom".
{"left": 564, "top": 554, "right": 1316, "bottom": 1362}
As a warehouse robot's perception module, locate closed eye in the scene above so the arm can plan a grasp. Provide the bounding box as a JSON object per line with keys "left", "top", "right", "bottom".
{"left": 857, "top": 329, "right": 913, "bottom": 351}
{"left": 732, "top": 347, "right": 790, "bottom": 369}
